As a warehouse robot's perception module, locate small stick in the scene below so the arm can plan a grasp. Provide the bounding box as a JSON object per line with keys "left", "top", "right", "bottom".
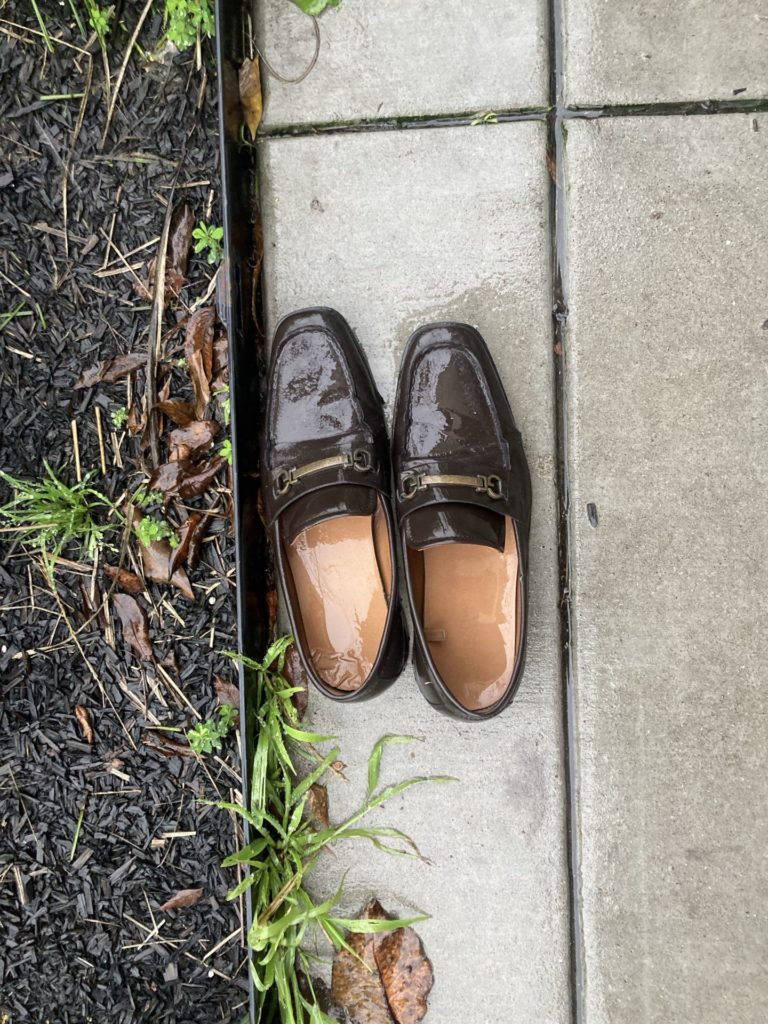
{"left": 100, "top": 183, "right": 123, "bottom": 270}
{"left": 95, "top": 406, "right": 107, "bottom": 476}
{"left": 71, "top": 419, "right": 82, "bottom": 482}
{"left": 101, "top": 0, "right": 154, "bottom": 147}
{"left": 69, "top": 802, "right": 87, "bottom": 862}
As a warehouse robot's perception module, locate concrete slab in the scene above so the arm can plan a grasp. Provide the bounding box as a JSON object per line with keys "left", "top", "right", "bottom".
{"left": 564, "top": 1, "right": 768, "bottom": 105}
{"left": 257, "top": 0, "right": 549, "bottom": 127}
{"left": 259, "top": 123, "right": 570, "bottom": 1022}
{"left": 564, "top": 114, "right": 768, "bottom": 1024}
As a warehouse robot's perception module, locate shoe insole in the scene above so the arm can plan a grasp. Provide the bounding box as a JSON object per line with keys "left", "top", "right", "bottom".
{"left": 286, "top": 501, "right": 391, "bottom": 692}
{"left": 422, "top": 517, "right": 519, "bottom": 711}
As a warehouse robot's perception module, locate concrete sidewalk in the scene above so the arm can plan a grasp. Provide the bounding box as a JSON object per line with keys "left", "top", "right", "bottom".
{"left": 255, "top": 2, "right": 768, "bottom": 1021}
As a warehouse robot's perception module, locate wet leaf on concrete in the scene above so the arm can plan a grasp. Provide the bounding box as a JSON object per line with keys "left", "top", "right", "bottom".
{"left": 332, "top": 900, "right": 433, "bottom": 1024}
{"left": 103, "top": 564, "right": 144, "bottom": 594}
{"left": 155, "top": 398, "right": 197, "bottom": 427}
{"left": 160, "top": 887, "right": 203, "bottom": 912}
{"left": 284, "top": 643, "right": 309, "bottom": 720}
{"left": 168, "top": 419, "right": 218, "bottom": 461}
{"left": 112, "top": 593, "right": 153, "bottom": 662}
{"left": 239, "top": 56, "right": 262, "bottom": 139}
{"left": 332, "top": 919, "right": 393, "bottom": 1024}
{"left": 184, "top": 307, "right": 215, "bottom": 418}
{"left": 307, "top": 783, "right": 329, "bottom": 829}
{"left": 149, "top": 455, "right": 226, "bottom": 502}
{"left": 74, "top": 352, "right": 145, "bottom": 389}
{"left": 75, "top": 704, "right": 94, "bottom": 744}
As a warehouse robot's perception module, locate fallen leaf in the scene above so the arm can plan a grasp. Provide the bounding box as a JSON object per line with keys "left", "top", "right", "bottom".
{"left": 212, "top": 326, "right": 229, "bottom": 385}
{"left": 133, "top": 508, "right": 194, "bottom": 601}
{"left": 372, "top": 903, "right": 433, "bottom": 1024}
{"left": 168, "top": 204, "right": 194, "bottom": 281}
{"left": 144, "top": 730, "right": 194, "bottom": 758}
{"left": 149, "top": 455, "right": 226, "bottom": 501}
{"left": 332, "top": 901, "right": 433, "bottom": 1024}
{"left": 332, "top": 919, "right": 393, "bottom": 1024}
{"left": 103, "top": 564, "right": 143, "bottom": 594}
{"left": 284, "top": 643, "right": 309, "bottom": 720}
{"left": 155, "top": 398, "right": 197, "bottom": 427}
{"left": 113, "top": 593, "right": 153, "bottom": 662}
{"left": 160, "top": 887, "right": 203, "bottom": 912}
{"left": 307, "top": 783, "right": 329, "bottom": 829}
{"left": 127, "top": 402, "right": 147, "bottom": 437}
{"left": 214, "top": 676, "right": 240, "bottom": 709}
{"left": 134, "top": 203, "right": 194, "bottom": 302}
{"left": 239, "top": 56, "right": 262, "bottom": 139}
{"left": 169, "top": 511, "right": 209, "bottom": 575}
{"left": 74, "top": 352, "right": 145, "bottom": 389}
{"left": 75, "top": 704, "right": 94, "bottom": 744}
{"left": 168, "top": 419, "right": 218, "bottom": 461}
{"left": 184, "top": 307, "right": 215, "bottom": 417}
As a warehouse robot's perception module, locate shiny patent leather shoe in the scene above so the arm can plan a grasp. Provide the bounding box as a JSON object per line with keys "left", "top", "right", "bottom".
{"left": 393, "top": 323, "right": 532, "bottom": 721}
{"left": 261, "top": 307, "right": 408, "bottom": 700}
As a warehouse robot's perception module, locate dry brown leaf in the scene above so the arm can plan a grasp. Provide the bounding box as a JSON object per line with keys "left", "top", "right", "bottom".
{"left": 160, "top": 887, "right": 203, "bottom": 912}
{"left": 168, "top": 419, "right": 219, "bottom": 461}
{"left": 113, "top": 593, "right": 153, "bottom": 662}
{"left": 332, "top": 901, "right": 433, "bottom": 1024}
{"left": 155, "top": 398, "right": 197, "bottom": 427}
{"left": 284, "top": 643, "right": 309, "bottom": 720}
{"left": 307, "top": 783, "right": 329, "bottom": 829}
{"left": 239, "top": 56, "right": 262, "bottom": 139}
{"left": 133, "top": 509, "right": 194, "bottom": 601}
{"left": 144, "top": 730, "right": 194, "bottom": 758}
{"left": 127, "top": 402, "right": 147, "bottom": 437}
{"left": 103, "top": 564, "right": 144, "bottom": 594}
{"left": 214, "top": 675, "right": 240, "bottom": 709}
{"left": 74, "top": 352, "right": 145, "bottom": 389}
{"left": 75, "top": 704, "right": 94, "bottom": 744}
{"left": 149, "top": 455, "right": 226, "bottom": 502}
{"left": 184, "top": 307, "right": 215, "bottom": 418}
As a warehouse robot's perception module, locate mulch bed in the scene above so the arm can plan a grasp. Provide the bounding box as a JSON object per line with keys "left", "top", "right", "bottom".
{"left": 0, "top": 10, "right": 249, "bottom": 1022}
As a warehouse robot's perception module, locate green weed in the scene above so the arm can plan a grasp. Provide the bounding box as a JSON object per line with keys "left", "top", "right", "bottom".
{"left": 222, "top": 637, "right": 455, "bottom": 1022}
{"left": 290, "top": 0, "right": 341, "bottom": 15}
{"left": 134, "top": 514, "right": 178, "bottom": 549}
{"left": 219, "top": 439, "right": 233, "bottom": 465}
{"left": 164, "top": 0, "right": 214, "bottom": 50}
{"left": 192, "top": 221, "right": 224, "bottom": 265}
{"left": 110, "top": 406, "right": 128, "bottom": 430}
{"left": 0, "top": 462, "right": 114, "bottom": 558}
{"left": 188, "top": 704, "right": 239, "bottom": 755}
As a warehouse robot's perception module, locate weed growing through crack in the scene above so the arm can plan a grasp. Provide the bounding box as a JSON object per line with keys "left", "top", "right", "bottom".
{"left": 223, "top": 636, "right": 455, "bottom": 1023}
{"left": 0, "top": 463, "right": 114, "bottom": 558}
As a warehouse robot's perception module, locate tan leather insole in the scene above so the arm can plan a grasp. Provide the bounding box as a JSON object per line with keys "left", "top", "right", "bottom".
{"left": 422, "top": 517, "right": 520, "bottom": 711}
{"left": 286, "top": 500, "right": 391, "bottom": 692}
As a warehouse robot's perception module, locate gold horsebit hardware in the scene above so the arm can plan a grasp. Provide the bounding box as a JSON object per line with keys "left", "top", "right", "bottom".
{"left": 400, "top": 471, "right": 504, "bottom": 501}
{"left": 273, "top": 449, "right": 373, "bottom": 497}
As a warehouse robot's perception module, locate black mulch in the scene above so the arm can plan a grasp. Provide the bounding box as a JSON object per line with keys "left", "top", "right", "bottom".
{"left": 1, "top": 10, "right": 250, "bottom": 1022}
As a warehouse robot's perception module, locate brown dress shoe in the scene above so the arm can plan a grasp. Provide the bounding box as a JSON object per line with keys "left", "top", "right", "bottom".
{"left": 393, "top": 323, "right": 532, "bottom": 721}
{"left": 262, "top": 308, "right": 407, "bottom": 700}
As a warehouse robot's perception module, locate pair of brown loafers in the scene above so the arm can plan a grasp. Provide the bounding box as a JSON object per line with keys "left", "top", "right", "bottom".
{"left": 261, "top": 308, "right": 531, "bottom": 722}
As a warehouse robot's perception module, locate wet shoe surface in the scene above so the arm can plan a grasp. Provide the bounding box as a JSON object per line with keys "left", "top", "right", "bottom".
{"left": 262, "top": 307, "right": 407, "bottom": 700}
{"left": 393, "top": 322, "right": 532, "bottom": 721}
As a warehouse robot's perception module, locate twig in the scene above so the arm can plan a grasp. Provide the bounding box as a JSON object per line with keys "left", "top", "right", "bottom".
{"left": 94, "top": 406, "right": 107, "bottom": 476}
{"left": 144, "top": 191, "right": 175, "bottom": 467}
{"left": 70, "top": 419, "right": 82, "bottom": 482}
{"left": 101, "top": 0, "right": 154, "bottom": 147}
